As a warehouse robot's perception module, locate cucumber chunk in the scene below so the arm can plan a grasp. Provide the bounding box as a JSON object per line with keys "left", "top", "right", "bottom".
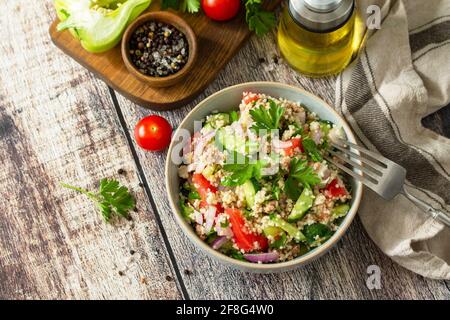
{"left": 242, "top": 180, "right": 256, "bottom": 209}
{"left": 205, "top": 113, "right": 230, "bottom": 129}
{"left": 270, "top": 216, "right": 305, "bottom": 242}
{"left": 331, "top": 203, "right": 350, "bottom": 218}
{"left": 263, "top": 226, "right": 287, "bottom": 249}
{"left": 288, "top": 188, "right": 315, "bottom": 222}
{"left": 215, "top": 128, "right": 258, "bottom": 154}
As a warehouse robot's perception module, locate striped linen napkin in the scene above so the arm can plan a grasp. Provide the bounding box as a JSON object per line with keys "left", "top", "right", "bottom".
{"left": 335, "top": 0, "right": 450, "bottom": 279}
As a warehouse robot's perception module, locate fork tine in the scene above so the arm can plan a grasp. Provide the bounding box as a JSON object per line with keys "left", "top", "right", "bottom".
{"left": 324, "top": 156, "right": 380, "bottom": 191}
{"left": 333, "top": 139, "right": 388, "bottom": 166}
{"left": 331, "top": 142, "right": 387, "bottom": 173}
{"left": 329, "top": 150, "right": 382, "bottom": 179}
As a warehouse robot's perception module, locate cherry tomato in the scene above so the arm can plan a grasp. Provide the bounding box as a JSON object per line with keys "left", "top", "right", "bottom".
{"left": 192, "top": 173, "right": 223, "bottom": 212}
{"left": 325, "top": 178, "right": 348, "bottom": 198}
{"left": 202, "top": 0, "right": 241, "bottom": 22}
{"left": 242, "top": 92, "right": 259, "bottom": 105}
{"left": 226, "top": 208, "right": 268, "bottom": 252}
{"left": 283, "top": 138, "right": 304, "bottom": 156}
{"left": 134, "top": 115, "right": 172, "bottom": 151}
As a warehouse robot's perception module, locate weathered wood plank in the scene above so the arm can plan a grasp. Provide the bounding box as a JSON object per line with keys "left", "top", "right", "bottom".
{"left": 114, "top": 31, "right": 450, "bottom": 299}
{"left": 0, "top": 0, "right": 181, "bottom": 299}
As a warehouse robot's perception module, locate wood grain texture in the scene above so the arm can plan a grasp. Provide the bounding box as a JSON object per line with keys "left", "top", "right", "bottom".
{"left": 49, "top": 1, "right": 280, "bottom": 110}
{"left": 0, "top": 0, "right": 181, "bottom": 300}
{"left": 113, "top": 30, "right": 450, "bottom": 299}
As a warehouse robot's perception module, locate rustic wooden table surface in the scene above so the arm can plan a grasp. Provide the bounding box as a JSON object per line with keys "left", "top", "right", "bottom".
{"left": 1, "top": 1, "right": 449, "bottom": 300}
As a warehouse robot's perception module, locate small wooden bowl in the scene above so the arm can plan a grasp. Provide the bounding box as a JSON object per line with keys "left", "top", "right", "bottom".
{"left": 121, "top": 11, "right": 198, "bottom": 88}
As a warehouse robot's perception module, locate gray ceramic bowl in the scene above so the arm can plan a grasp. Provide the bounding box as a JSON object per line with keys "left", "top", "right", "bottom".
{"left": 165, "top": 82, "right": 363, "bottom": 273}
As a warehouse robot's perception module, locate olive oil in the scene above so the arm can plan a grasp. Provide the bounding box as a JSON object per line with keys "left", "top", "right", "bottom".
{"left": 278, "top": 0, "right": 359, "bottom": 77}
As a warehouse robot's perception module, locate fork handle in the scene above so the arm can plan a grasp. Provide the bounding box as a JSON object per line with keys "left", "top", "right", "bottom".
{"left": 401, "top": 188, "right": 450, "bottom": 228}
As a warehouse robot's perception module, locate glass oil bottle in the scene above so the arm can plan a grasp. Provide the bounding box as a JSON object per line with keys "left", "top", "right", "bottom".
{"left": 278, "top": 0, "right": 363, "bottom": 77}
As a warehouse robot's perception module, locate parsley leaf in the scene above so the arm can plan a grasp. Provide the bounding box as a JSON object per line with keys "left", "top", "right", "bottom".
{"left": 180, "top": 0, "right": 200, "bottom": 13}
{"left": 250, "top": 99, "right": 284, "bottom": 133}
{"left": 289, "top": 158, "right": 321, "bottom": 189}
{"left": 245, "top": 0, "right": 276, "bottom": 36}
{"left": 61, "top": 179, "right": 135, "bottom": 222}
{"left": 222, "top": 165, "right": 254, "bottom": 186}
{"left": 221, "top": 152, "right": 265, "bottom": 186}
{"left": 303, "top": 223, "right": 333, "bottom": 245}
{"left": 179, "top": 195, "right": 194, "bottom": 220}
{"left": 302, "top": 138, "right": 323, "bottom": 162}
{"left": 284, "top": 175, "right": 301, "bottom": 200}
{"left": 284, "top": 158, "right": 320, "bottom": 200}
{"left": 161, "top": 0, "right": 200, "bottom": 13}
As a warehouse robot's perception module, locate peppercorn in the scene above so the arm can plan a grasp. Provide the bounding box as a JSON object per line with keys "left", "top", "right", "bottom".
{"left": 128, "top": 20, "right": 189, "bottom": 78}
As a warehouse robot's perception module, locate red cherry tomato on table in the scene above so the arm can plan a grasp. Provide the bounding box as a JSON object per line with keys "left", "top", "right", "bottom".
{"left": 202, "top": 0, "right": 241, "bottom": 21}
{"left": 134, "top": 115, "right": 172, "bottom": 151}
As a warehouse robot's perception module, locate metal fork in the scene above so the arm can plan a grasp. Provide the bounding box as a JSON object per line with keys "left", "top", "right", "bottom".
{"left": 325, "top": 139, "right": 450, "bottom": 227}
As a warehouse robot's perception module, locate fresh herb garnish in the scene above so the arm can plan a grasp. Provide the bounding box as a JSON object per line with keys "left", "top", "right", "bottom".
{"left": 250, "top": 99, "right": 284, "bottom": 133}
{"left": 284, "top": 158, "right": 320, "bottom": 200}
{"left": 245, "top": 0, "right": 277, "bottom": 36}
{"left": 284, "top": 176, "right": 301, "bottom": 200}
{"left": 179, "top": 195, "right": 194, "bottom": 220}
{"left": 161, "top": 0, "right": 200, "bottom": 12}
{"left": 188, "top": 189, "right": 201, "bottom": 200}
{"left": 228, "top": 248, "right": 246, "bottom": 261}
{"left": 220, "top": 220, "right": 230, "bottom": 228}
{"left": 229, "top": 110, "right": 239, "bottom": 123}
{"left": 61, "top": 179, "right": 135, "bottom": 222}
{"left": 289, "top": 158, "right": 320, "bottom": 188}
{"left": 303, "top": 223, "right": 333, "bottom": 245}
{"left": 302, "top": 138, "right": 323, "bottom": 162}
{"left": 221, "top": 152, "right": 265, "bottom": 186}
{"left": 291, "top": 123, "right": 304, "bottom": 137}
{"left": 182, "top": 182, "right": 201, "bottom": 200}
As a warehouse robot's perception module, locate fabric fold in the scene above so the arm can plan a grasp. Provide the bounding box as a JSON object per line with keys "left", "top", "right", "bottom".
{"left": 336, "top": 0, "right": 450, "bottom": 279}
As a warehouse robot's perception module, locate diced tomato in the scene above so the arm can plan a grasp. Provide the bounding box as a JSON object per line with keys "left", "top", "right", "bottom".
{"left": 325, "top": 178, "right": 347, "bottom": 198}
{"left": 192, "top": 173, "right": 223, "bottom": 212}
{"left": 226, "top": 208, "right": 268, "bottom": 252}
{"left": 242, "top": 92, "right": 260, "bottom": 105}
{"left": 283, "top": 138, "right": 303, "bottom": 156}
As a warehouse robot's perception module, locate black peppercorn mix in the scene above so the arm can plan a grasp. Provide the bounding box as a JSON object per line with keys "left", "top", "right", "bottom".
{"left": 129, "top": 21, "right": 189, "bottom": 77}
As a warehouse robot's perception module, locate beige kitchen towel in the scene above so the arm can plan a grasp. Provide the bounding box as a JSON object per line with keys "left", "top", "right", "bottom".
{"left": 335, "top": 0, "right": 450, "bottom": 279}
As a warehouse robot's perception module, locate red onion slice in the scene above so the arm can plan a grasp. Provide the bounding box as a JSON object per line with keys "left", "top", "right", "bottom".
{"left": 211, "top": 236, "right": 228, "bottom": 250}
{"left": 243, "top": 252, "right": 279, "bottom": 263}
{"left": 311, "top": 129, "right": 322, "bottom": 145}
{"left": 273, "top": 138, "right": 293, "bottom": 149}
{"left": 204, "top": 206, "right": 216, "bottom": 234}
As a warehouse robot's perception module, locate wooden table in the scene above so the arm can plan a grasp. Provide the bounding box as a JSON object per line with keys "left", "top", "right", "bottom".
{"left": 1, "top": 1, "right": 449, "bottom": 300}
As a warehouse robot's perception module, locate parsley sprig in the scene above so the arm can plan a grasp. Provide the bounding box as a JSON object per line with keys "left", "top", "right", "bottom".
{"left": 221, "top": 152, "right": 265, "bottom": 186}
{"left": 62, "top": 179, "right": 135, "bottom": 222}
{"left": 302, "top": 138, "right": 323, "bottom": 162}
{"left": 161, "top": 0, "right": 200, "bottom": 13}
{"left": 284, "top": 158, "right": 320, "bottom": 200}
{"left": 245, "top": 0, "right": 277, "bottom": 36}
{"left": 250, "top": 99, "right": 284, "bottom": 133}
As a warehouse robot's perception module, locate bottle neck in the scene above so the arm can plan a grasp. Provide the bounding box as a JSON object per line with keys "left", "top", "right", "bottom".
{"left": 289, "top": 0, "right": 354, "bottom": 33}
{"left": 304, "top": 0, "right": 343, "bottom": 13}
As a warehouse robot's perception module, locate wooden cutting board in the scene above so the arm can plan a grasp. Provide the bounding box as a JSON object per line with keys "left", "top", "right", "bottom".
{"left": 49, "top": 1, "right": 280, "bottom": 110}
